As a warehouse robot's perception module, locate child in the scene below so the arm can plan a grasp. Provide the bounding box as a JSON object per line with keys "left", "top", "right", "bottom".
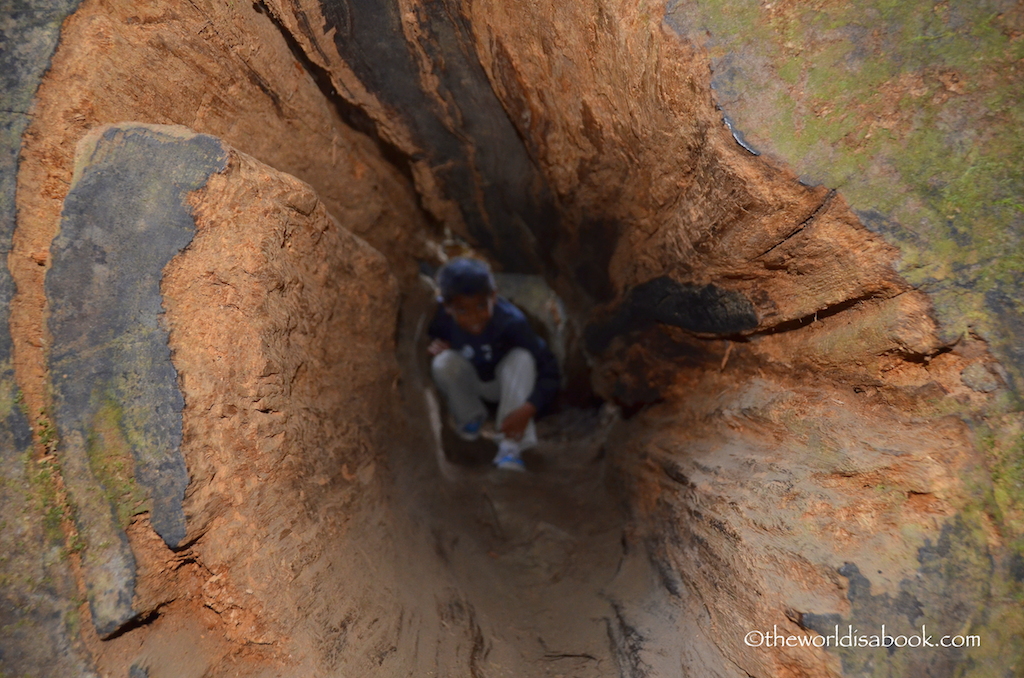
{"left": 427, "top": 257, "right": 560, "bottom": 471}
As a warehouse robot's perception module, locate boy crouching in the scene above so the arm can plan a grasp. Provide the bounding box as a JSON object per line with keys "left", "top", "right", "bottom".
{"left": 427, "top": 258, "right": 560, "bottom": 471}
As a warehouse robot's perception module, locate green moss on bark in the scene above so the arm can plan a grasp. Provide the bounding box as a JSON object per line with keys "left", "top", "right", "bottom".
{"left": 85, "top": 398, "right": 151, "bottom": 531}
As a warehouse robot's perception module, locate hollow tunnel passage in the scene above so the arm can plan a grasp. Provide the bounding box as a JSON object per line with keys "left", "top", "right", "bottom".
{"left": 2, "top": 0, "right": 1023, "bottom": 677}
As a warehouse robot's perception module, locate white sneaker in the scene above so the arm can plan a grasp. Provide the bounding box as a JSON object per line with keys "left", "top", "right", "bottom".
{"left": 453, "top": 415, "right": 484, "bottom": 442}
{"left": 492, "top": 439, "right": 526, "bottom": 472}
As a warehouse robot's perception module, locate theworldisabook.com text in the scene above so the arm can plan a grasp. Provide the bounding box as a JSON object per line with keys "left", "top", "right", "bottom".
{"left": 744, "top": 625, "right": 980, "bottom": 649}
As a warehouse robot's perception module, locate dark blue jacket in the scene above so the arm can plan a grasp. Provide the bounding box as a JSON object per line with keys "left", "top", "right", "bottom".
{"left": 428, "top": 297, "right": 560, "bottom": 413}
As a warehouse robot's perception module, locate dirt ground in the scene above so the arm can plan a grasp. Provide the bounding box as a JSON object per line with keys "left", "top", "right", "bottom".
{"left": 400, "top": 403, "right": 630, "bottom": 677}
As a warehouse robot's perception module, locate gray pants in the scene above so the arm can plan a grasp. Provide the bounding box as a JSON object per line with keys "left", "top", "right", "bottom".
{"left": 431, "top": 347, "right": 537, "bottom": 449}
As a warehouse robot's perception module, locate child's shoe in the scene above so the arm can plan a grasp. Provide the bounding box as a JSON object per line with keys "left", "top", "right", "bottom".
{"left": 492, "top": 439, "right": 526, "bottom": 472}
{"left": 454, "top": 415, "right": 485, "bottom": 442}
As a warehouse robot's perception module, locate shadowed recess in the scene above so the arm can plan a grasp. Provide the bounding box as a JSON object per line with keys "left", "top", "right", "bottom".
{"left": 585, "top": 276, "right": 759, "bottom": 353}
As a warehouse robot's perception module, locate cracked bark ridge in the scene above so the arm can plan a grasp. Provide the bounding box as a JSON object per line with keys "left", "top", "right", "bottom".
{"left": 265, "top": 0, "right": 561, "bottom": 273}
{"left": 159, "top": 146, "right": 411, "bottom": 669}
{"left": 47, "top": 123, "right": 227, "bottom": 636}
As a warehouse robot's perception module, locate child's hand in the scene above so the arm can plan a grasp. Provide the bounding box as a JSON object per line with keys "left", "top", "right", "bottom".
{"left": 427, "top": 339, "right": 451, "bottom": 356}
{"left": 500, "top": 402, "right": 537, "bottom": 441}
